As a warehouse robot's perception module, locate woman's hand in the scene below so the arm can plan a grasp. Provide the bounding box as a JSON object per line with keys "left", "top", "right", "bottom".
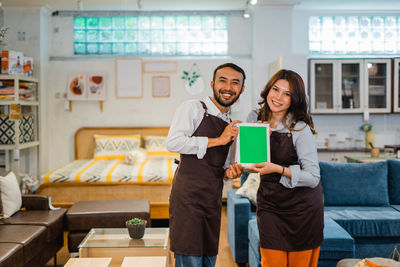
{"left": 245, "top": 162, "right": 281, "bottom": 175}
{"left": 225, "top": 163, "right": 243, "bottom": 179}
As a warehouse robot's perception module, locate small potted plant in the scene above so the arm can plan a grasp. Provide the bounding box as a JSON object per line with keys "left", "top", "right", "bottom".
{"left": 126, "top": 217, "right": 147, "bottom": 239}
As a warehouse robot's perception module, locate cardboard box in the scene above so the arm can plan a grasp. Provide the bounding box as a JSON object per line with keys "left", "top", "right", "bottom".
{"left": 1, "top": 50, "right": 24, "bottom": 75}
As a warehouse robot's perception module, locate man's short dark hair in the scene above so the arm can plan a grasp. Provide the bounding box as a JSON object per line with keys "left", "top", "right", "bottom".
{"left": 213, "top": 63, "right": 246, "bottom": 87}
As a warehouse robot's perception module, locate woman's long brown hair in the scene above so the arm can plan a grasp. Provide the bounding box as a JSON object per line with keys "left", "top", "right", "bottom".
{"left": 257, "top": 69, "right": 317, "bottom": 134}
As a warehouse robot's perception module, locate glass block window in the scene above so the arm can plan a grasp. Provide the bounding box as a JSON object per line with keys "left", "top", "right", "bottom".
{"left": 73, "top": 15, "right": 228, "bottom": 55}
{"left": 309, "top": 16, "right": 400, "bottom": 55}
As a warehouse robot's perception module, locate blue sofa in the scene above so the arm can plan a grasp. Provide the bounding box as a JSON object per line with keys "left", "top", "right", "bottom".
{"left": 227, "top": 159, "right": 400, "bottom": 267}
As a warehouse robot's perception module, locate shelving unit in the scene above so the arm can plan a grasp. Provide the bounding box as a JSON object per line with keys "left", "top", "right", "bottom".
{"left": 0, "top": 74, "right": 39, "bottom": 180}
{"left": 309, "top": 59, "right": 391, "bottom": 114}
{"left": 393, "top": 58, "right": 400, "bottom": 113}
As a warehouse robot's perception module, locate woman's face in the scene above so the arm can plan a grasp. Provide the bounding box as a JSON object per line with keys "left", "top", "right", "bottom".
{"left": 266, "top": 79, "right": 291, "bottom": 115}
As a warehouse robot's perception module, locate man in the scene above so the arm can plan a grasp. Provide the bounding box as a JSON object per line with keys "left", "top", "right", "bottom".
{"left": 167, "top": 63, "right": 245, "bottom": 267}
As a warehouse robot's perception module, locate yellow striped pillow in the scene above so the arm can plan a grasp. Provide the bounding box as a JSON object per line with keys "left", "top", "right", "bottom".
{"left": 144, "top": 135, "right": 167, "bottom": 151}
{"left": 94, "top": 134, "right": 141, "bottom": 160}
{"left": 144, "top": 135, "right": 179, "bottom": 158}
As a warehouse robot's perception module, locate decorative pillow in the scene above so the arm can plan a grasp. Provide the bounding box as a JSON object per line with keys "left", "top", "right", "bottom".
{"left": 388, "top": 159, "right": 400, "bottom": 204}
{"left": 124, "top": 148, "right": 147, "bottom": 165}
{"left": 144, "top": 136, "right": 167, "bottom": 151}
{"left": 235, "top": 172, "right": 260, "bottom": 205}
{"left": 0, "top": 172, "right": 22, "bottom": 218}
{"left": 93, "top": 134, "right": 141, "bottom": 160}
{"left": 319, "top": 161, "right": 389, "bottom": 206}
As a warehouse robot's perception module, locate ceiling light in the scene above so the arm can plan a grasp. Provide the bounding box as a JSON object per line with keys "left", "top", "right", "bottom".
{"left": 243, "top": 9, "right": 250, "bottom": 18}
{"left": 250, "top": 0, "right": 257, "bottom": 5}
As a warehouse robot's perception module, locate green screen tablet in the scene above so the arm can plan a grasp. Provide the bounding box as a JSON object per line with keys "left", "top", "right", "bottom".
{"left": 235, "top": 123, "right": 270, "bottom": 167}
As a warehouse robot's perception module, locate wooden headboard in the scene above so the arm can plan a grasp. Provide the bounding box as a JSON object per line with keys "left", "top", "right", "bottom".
{"left": 74, "top": 126, "right": 170, "bottom": 160}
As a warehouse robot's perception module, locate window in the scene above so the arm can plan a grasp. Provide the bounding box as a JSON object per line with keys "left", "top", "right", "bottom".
{"left": 309, "top": 16, "right": 400, "bottom": 55}
{"left": 73, "top": 15, "right": 228, "bottom": 56}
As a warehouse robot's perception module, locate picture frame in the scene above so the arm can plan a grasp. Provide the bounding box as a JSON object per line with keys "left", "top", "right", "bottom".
{"left": 152, "top": 76, "right": 170, "bottom": 97}
{"left": 87, "top": 73, "right": 106, "bottom": 100}
{"left": 235, "top": 123, "right": 270, "bottom": 167}
{"left": 67, "top": 72, "right": 87, "bottom": 100}
{"left": 116, "top": 58, "right": 143, "bottom": 98}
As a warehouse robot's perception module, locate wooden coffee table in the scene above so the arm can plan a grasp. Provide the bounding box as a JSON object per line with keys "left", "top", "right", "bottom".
{"left": 78, "top": 228, "right": 170, "bottom": 267}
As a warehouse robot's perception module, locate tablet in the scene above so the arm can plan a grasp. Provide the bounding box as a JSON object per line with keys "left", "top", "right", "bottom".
{"left": 235, "top": 123, "right": 270, "bottom": 167}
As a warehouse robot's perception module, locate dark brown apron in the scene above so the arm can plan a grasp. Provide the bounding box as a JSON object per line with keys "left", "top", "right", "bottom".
{"left": 169, "top": 101, "right": 232, "bottom": 256}
{"left": 257, "top": 131, "right": 324, "bottom": 251}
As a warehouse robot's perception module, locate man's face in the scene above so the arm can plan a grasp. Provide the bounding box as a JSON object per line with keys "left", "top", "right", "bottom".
{"left": 211, "top": 67, "right": 244, "bottom": 107}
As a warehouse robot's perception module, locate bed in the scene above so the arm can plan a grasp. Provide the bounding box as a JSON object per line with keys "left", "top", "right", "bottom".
{"left": 36, "top": 126, "right": 176, "bottom": 219}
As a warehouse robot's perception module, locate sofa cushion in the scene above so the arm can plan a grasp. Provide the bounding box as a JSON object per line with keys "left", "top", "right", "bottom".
{"left": 0, "top": 209, "right": 66, "bottom": 242}
{"left": 325, "top": 206, "right": 400, "bottom": 237}
{"left": 391, "top": 205, "right": 400, "bottom": 212}
{"left": 235, "top": 173, "right": 260, "bottom": 205}
{"left": 0, "top": 172, "right": 22, "bottom": 218}
{"left": 388, "top": 160, "right": 400, "bottom": 204}
{"left": 0, "top": 225, "right": 46, "bottom": 264}
{"left": 320, "top": 161, "right": 389, "bottom": 206}
{"left": 320, "top": 216, "right": 355, "bottom": 260}
{"left": 0, "top": 243, "right": 23, "bottom": 267}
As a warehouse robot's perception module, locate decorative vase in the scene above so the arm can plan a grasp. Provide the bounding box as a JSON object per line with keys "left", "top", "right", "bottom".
{"left": 126, "top": 220, "right": 146, "bottom": 239}
{"left": 365, "top": 131, "right": 375, "bottom": 149}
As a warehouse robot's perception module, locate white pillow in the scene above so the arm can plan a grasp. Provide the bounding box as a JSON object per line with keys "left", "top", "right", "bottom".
{"left": 124, "top": 148, "right": 147, "bottom": 165}
{"left": 0, "top": 172, "right": 22, "bottom": 218}
{"left": 235, "top": 172, "right": 260, "bottom": 206}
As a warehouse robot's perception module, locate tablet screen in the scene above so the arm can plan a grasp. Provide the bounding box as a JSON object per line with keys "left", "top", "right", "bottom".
{"left": 235, "top": 123, "right": 270, "bottom": 167}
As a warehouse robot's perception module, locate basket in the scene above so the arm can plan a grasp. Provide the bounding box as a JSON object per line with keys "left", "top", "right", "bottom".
{"left": 0, "top": 114, "right": 34, "bottom": 144}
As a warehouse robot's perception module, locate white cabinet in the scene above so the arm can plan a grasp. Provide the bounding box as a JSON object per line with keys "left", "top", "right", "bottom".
{"left": 0, "top": 75, "right": 39, "bottom": 179}
{"left": 310, "top": 59, "right": 391, "bottom": 114}
{"left": 394, "top": 58, "right": 400, "bottom": 113}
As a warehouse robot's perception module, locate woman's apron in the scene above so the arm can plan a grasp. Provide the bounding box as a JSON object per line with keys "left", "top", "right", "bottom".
{"left": 169, "top": 101, "right": 232, "bottom": 256}
{"left": 257, "top": 131, "right": 324, "bottom": 251}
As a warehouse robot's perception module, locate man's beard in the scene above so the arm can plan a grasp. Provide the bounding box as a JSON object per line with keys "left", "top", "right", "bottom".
{"left": 213, "top": 87, "right": 241, "bottom": 107}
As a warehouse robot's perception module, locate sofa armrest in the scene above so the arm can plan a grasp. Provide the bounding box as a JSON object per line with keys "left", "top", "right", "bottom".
{"left": 22, "top": 195, "right": 50, "bottom": 210}
{"left": 227, "top": 189, "right": 253, "bottom": 264}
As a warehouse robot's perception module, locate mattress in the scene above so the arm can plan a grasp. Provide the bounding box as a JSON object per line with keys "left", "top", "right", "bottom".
{"left": 42, "top": 155, "right": 178, "bottom": 183}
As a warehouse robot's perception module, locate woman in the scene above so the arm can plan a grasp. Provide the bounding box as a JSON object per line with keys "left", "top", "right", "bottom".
{"left": 246, "top": 69, "right": 323, "bottom": 267}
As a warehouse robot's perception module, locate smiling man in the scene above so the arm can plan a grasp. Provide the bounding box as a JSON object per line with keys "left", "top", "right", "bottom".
{"left": 167, "top": 63, "right": 246, "bottom": 267}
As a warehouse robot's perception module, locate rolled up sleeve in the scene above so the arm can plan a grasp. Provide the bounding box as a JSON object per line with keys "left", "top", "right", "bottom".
{"left": 279, "top": 125, "right": 320, "bottom": 188}
{"left": 166, "top": 101, "right": 209, "bottom": 159}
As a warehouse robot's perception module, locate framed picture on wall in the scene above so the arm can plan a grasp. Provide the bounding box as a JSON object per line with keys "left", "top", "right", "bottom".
{"left": 116, "top": 58, "right": 143, "bottom": 98}
{"left": 87, "top": 73, "right": 106, "bottom": 100}
{"left": 152, "top": 76, "right": 170, "bottom": 97}
{"left": 67, "top": 72, "right": 87, "bottom": 100}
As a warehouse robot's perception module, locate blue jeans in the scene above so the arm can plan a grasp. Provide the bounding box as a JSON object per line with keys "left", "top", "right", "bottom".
{"left": 174, "top": 254, "right": 217, "bottom": 267}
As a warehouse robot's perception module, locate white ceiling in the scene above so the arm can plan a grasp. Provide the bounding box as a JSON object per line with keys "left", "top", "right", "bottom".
{"left": 1, "top": 0, "right": 400, "bottom": 11}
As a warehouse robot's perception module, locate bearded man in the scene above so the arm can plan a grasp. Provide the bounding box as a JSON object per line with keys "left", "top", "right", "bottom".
{"left": 167, "top": 63, "right": 246, "bottom": 267}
